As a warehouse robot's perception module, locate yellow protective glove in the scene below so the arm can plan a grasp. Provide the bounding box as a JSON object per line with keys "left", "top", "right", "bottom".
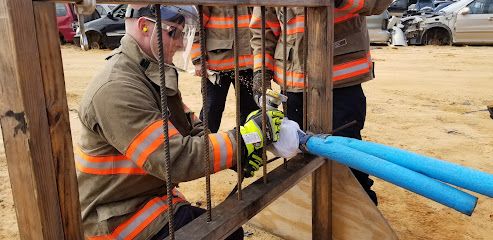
{"left": 240, "top": 109, "right": 284, "bottom": 177}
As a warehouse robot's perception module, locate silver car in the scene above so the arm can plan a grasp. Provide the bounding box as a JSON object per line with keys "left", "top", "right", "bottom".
{"left": 403, "top": 0, "right": 493, "bottom": 45}
{"left": 454, "top": 0, "right": 493, "bottom": 44}
{"left": 367, "top": 10, "right": 391, "bottom": 44}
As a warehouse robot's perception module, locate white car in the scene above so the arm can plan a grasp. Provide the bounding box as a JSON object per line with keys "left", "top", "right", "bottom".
{"left": 403, "top": 0, "right": 493, "bottom": 45}
{"left": 366, "top": 10, "right": 392, "bottom": 44}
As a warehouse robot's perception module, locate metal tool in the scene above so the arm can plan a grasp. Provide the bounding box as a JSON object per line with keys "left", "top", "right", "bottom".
{"left": 258, "top": 89, "right": 288, "bottom": 110}
{"left": 463, "top": 105, "right": 493, "bottom": 119}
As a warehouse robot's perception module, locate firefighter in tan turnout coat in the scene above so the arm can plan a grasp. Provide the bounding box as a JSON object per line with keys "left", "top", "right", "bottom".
{"left": 250, "top": 0, "right": 393, "bottom": 204}
{"left": 76, "top": 5, "right": 283, "bottom": 239}
{"left": 190, "top": 6, "right": 258, "bottom": 133}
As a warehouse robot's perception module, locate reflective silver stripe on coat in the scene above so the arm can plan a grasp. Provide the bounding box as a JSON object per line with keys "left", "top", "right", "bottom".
{"left": 129, "top": 125, "right": 177, "bottom": 163}
{"left": 211, "top": 134, "right": 228, "bottom": 171}
{"left": 208, "top": 56, "right": 253, "bottom": 69}
{"left": 335, "top": 0, "right": 364, "bottom": 19}
{"left": 333, "top": 61, "right": 370, "bottom": 78}
{"left": 75, "top": 155, "right": 138, "bottom": 169}
{"left": 207, "top": 16, "right": 250, "bottom": 27}
{"left": 115, "top": 198, "right": 166, "bottom": 240}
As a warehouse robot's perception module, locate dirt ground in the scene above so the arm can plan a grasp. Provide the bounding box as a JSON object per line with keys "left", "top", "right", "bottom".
{"left": 1, "top": 44, "right": 492, "bottom": 239}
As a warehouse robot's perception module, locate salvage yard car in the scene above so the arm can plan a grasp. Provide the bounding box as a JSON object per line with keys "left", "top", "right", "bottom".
{"left": 401, "top": 0, "right": 493, "bottom": 45}
{"left": 74, "top": 4, "right": 127, "bottom": 49}
{"left": 56, "top": 3, "right": 77, "bottom": 43}
{"left": 367, "top": 10, "right": 392, "bottom": 44}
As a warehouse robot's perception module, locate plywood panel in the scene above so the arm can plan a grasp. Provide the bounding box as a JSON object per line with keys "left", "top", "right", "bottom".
{"left": 250, "top": 176, "right": 313, "bottom": 240}
{"left": 251, "top": 163, "right": 398, "bottom": 240}
{"left": 332, "top": 163, "right": 398, "bottom": 240}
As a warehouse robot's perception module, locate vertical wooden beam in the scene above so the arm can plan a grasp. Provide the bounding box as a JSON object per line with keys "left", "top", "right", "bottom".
{"left": 306, "top": 5, "right": 334, "bottom": 240}
{"left": 33, "top": 2, "right": 84, "bottom": 239}
{"left": 0, "top": 0, "right": 82, "bottom": 239}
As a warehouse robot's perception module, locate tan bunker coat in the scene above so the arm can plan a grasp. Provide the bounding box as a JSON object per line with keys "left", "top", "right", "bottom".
{"left": 250, "top": 0, "right": 393, "bottom": 92}
{"left": 190, "top": 6, "right": 253, "bottom": 71}
{"left": 77, "top": 35, "right": 237, "bottom": 239}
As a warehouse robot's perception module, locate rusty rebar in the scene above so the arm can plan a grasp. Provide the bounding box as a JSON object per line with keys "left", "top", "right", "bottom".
{"left": 303, "top": 7, "right": 308, "bottom": 131}
{"left": 154, "top": 4, "right": 174, "bottom": 239}
{"left": 198, "top": 5, "right": 212, "bottom": 222}
{"left": 233, "top": 6, "right": 243, "bottom": 200}
{"left": 282, "top": 6, "right": 288, "bottom": 169}
{"left": 261, "top": 6, "right": 268, "bottom": 184}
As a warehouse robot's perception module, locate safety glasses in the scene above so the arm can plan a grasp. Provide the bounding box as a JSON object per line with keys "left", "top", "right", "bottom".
{"left": 143, "top": 17, "right": 185, "bottom": 40}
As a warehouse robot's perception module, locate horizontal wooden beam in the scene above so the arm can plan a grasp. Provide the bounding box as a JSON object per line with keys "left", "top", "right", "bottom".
{"left": 173, "top": 155, "right": 326, "bottom": 240}
{"left": 34, "top": 0, "right": 332, "bottom": 7}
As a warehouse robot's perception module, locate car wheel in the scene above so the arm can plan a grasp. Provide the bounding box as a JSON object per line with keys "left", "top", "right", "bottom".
{"left": 90, "top": 41, "right": 101, "bottom": 50}
{"left": 422, "top": 28, "right": 451, "bottom": 46}
{"left": 59, "top": 35, "right": 66, "bottom": 45}
{"left": 87, "top": 32, "right": 103, "bottom": 50}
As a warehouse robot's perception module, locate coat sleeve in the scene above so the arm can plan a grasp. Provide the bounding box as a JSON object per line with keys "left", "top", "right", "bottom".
{"left": 250, "top": 7, "right": 280, "bottom": 73}
{"left": 183, "top": 103, "right": 204, "bottom": 136}
{"left": 191, "top": 6, "right": 211, "bottom": 65}
{"left": 92, "top": 80, "right": 237, "bottom": 184}
{"left": 335, "top": 0, "right": 393, "bottom": 16}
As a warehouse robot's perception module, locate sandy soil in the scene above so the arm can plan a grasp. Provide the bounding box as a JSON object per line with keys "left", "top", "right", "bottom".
{"left": 1, "top": 44, "right": 492, "bottom": 239}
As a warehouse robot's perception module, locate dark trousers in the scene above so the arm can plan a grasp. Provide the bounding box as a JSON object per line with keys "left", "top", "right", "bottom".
{"left": 200, "top": 69, "right": 259, "bottom": 133}
{"left": 286, "top": 84, "right": 378, "bottom": 205}
{"left": 152, "top": 205, "right": 244, "bottom": 240}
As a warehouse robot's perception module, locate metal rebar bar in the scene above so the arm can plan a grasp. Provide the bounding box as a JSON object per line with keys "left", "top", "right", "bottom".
{"left": 302, "top": 7, "right": 308, "bottom": 132}
{"left": 153, "top": 4, "right": 174, "bottom": 239}
{"left": 233, "top": 6, "right": 243, "bottom": 200}
{"left": 282, "top": 6, "right": 288, "bottom": 169}
{"left": 261, "top": 6, "right": 268, "bottom": 184}
{"left": 198, "top": 5, "right": 212, "bottom": 222}
{"left": 331, "top": 120, "right": 357, "bottom": 135}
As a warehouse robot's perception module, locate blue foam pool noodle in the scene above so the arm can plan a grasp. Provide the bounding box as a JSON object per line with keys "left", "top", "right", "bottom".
{"left": 327, "top": 136, "right": 493, "bottom": 198}
{"left": 306, "top": 137, "right": 477, "bottom": 215}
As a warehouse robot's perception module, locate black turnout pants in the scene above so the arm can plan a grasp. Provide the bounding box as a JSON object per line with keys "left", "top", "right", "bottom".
{"left": 286, "top": 84, "right": 378, "bottom": 205}
{"left": 200, "top": 69, "right": 259, "bottom": 133}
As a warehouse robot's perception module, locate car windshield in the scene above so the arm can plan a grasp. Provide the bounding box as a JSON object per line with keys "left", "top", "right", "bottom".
{"left": 439, "top": 0, "right": 472, "bottom": 13}
{"left": 434, "top": 2, "right": 452, "bottom": 12}
{"left": 55, "top": 3, "right": 67, "bottom": 17}
{"left": 111, "top": 4, "right": 127, "bottom": 18}
{"left": 417, "top": 0, "right": 434, "bottom": 9}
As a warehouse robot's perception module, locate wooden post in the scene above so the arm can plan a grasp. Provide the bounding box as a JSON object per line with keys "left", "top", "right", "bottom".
{"left": 306, "top": 6, "right": 334, "bottom": 239}
{"left": 0, "top": 0, "right": 83, "bottom": 239}
{"left": 33, "top": 2, "right": 84, "bottom": 239}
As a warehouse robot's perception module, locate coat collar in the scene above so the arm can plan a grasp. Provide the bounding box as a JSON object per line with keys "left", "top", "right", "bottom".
{"left": 120, "top": 35, "right": 179, "bottom": 96}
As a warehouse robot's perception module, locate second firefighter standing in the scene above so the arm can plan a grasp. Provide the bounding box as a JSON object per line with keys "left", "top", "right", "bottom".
{"left": 249, "top": 0, "right": 394, "bottom": 204}
{"left": 191, "top": 6, "right": 259, "bottom": 133}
